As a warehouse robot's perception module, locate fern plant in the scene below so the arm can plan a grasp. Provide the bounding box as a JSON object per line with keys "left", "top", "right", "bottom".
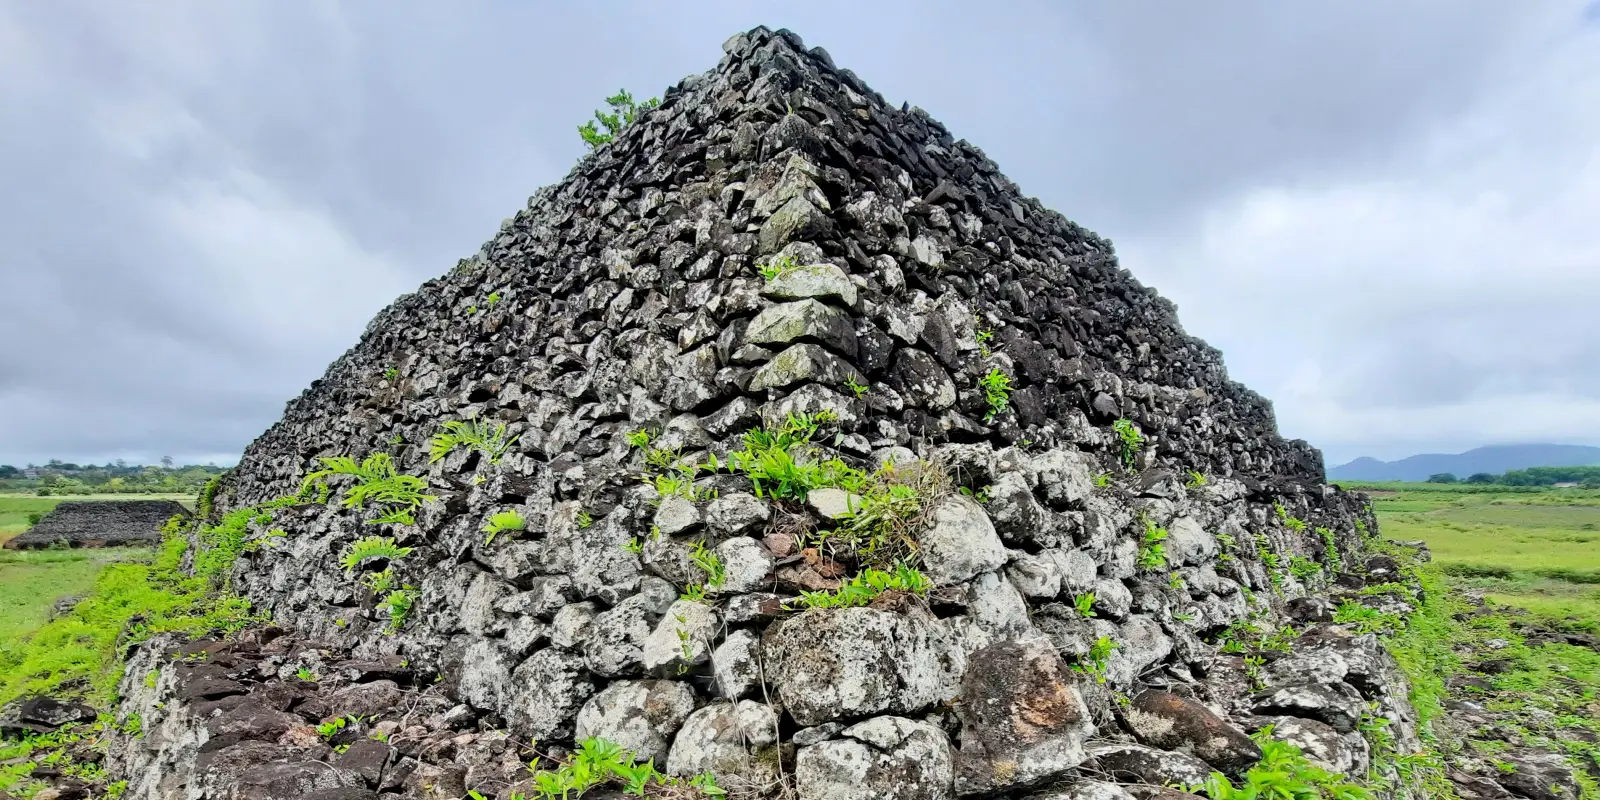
{"left": 301, "top": 453, "right": 432, "bottom": 525}
{"left": 483, "top": 510, "right": 527, "bottom": 545}
{"left": 790, "top": 563, "right": 932, "bottom": 609}
{"left": 340, "top": 536, "right": 413, "bottom": 574}
{"left": 381, "top": 587, "right": 417, "bottom": 635}
{"left": 429, "top": 416, "right": 518, "bottom": 465}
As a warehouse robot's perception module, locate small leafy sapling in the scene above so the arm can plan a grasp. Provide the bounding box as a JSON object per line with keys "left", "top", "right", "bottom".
{"left": 978, "top": 368, "right": 1013, "bottom": 422}
{"left": 1113, "top": 418, "right": 1144, "bottom": 468}
{"left": 1137, "top": 519, "right": 1169, "bottom": 572}
{"left": 578, "top": 89, "right": 660, "bottom": 149}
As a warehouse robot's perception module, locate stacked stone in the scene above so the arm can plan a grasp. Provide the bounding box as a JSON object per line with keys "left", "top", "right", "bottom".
{"left": 5, "top": 499, "right": 187, "bottom": 550}
{"left": 165, "top": 24, "right": 1395, "bottom": 800}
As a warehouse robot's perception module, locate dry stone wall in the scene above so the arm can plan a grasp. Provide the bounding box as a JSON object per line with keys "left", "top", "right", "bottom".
{"left": 129, "top": 24, "right": 1422, "bottom": 800}
{"left": 4, "top": 500, "right": 187, "bottom": 550}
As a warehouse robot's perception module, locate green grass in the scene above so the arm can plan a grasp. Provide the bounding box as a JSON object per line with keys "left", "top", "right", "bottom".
{"left": 0, "top": 549, "right": 152, "bottom": 642}
{"left": 1362, "top": 482, "right": 1600, "bottom": 634}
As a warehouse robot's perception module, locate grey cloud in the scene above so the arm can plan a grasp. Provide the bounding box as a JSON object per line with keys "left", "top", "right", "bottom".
{"left": 2, "top": 0, "right": 1596, "bottom": 467}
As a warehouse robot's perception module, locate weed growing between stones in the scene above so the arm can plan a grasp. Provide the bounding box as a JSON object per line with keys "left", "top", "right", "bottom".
{"left": 1073, "top": 592, "right": 1098, "bottom": 618}
{"left": 683, "top": 540, "right": 727, "bottom": 600}
{"left": 490, "top": 736, "right": 724, "bottom": 800}
{"left": 1274, "top": 501, "right": 1308, "bottom": 533}
{"left": 1318, "top": 526, "right": 1344, "bottom": 573}
{"left": 1113, "top": 418, "right": 1144, "bottom": 468}
{"left": 756, "top": 253, "right": 798, "bottom": 280}
{"left": 380, "top": 587, "right": 417, "bottom": 635}
{"left": 1185, "top": 469, "right": 1208, "bottom": 488}
{"left": 339, "top": 536, "right": 413, "bottom": 574}
{"left": 1137, "top": 518, "right": 1169, "bottom": 572}
{"left": 483, "top": 509, "right": 528, "bottom": 545}
{"left": 1188, "top": 727, "right": 1373, "bottom": 800}
{"left": 1290, "top": 555, "right": 1324, "bottom": 583}
{"left": 788, "top": 563, "right": 932, "bottom": 609}
{"left": 843, "top": 375, "right": 870, "bottom": 398}
{"left": 429, "top": 416, "right": 519, "bottom": 466}
{"left": 978, "top": 367, "right": 1013, "bottom": 422}
{"left": 1072, "top": 636, "right": 1118, "bottom": 684}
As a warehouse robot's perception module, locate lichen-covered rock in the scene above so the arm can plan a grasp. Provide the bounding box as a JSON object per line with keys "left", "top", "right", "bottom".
{"left": 574, "top": 680, "right": 697, "bottom": 763}
{"left": 1124, "top": 690, "right": 1261, "bottom": 774}
{"left": 745, "top": 298, "right": 858, "bottom": 358}
{"left": 764, "top": 261, "right": 859, "bottom": 310}
{"left": 705, "top": 493, "right": 769, "bottom": 536}
{"left": 796, "top": 716, "right": 954, "bottom": 800}
{"left": 505, "top": 649, "right": 592, "bottom": 739}
{"left": 763, "top": 608, "right": 962, "bottom": 726}
{"left": 642, "top": 599, "right": 718, "bottom": 671}
{"left": 665, "top": 701, "right": 780, "bottom": 790}
{"left": 714, "top": 536, "right": 774, "bottom": 594}
{"left": 1025, "top": 781, "right": 1138, "bottom": 800}
{"left": 749, "top": 343, "right": 866, "bottom": 392}
{"left": 953, "top": 637, "right": 1095, "bottom": 795}
{"left": 711, "top": 628, "right": 763, "bottom": 700}
{"left": 922, "top": 495, "right": 1007, "bottom": 585}
{"left": 1262, "top": 715, "right": 1366, "bottom": 775}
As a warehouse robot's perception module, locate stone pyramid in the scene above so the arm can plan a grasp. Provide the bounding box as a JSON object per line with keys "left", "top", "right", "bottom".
{"left": 187, "top": 25, "right": 1388, "bottom": 799}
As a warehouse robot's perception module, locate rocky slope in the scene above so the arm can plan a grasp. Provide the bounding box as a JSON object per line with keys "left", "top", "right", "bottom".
{"left": 3, "top": 24, "right": 1487, "bottom": 800}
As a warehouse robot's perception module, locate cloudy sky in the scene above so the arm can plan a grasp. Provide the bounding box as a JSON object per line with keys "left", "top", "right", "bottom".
{"left": 2, "top": 1, "right": 1597, "bottom": 468}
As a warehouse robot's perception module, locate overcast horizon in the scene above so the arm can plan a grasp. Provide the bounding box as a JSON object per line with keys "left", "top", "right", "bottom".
{"left": 3, "top": 1, "right": 1598, "bottom": 470}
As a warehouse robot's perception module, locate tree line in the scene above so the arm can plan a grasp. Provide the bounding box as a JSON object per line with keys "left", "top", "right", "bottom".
{"left": 0, "top": 459, "right": 224, "bottom": 496}
{"left": 1426, "top": 465, "right": 1600, "bottom": 487}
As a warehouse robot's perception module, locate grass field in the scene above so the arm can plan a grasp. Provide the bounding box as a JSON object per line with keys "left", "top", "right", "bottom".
{"left": 0, "top": 548, "right": 152, "bottom": 642}
{"left": 0, "top": 494, "right": 189, "bottom": 650}
{"left": 1347, "top": 482, "right": 1600, "bottom": 630}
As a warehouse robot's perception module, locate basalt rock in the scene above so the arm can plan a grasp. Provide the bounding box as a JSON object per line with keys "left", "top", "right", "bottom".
{"left": 78, "top": 24, "right": 1415, "bottom": 800}
{"left": 4, "top": 500, "right": 187, "bottom": 550}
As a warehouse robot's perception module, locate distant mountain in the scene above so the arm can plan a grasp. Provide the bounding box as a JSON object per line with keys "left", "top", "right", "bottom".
{"left": 1329, "top": 444, "right": 1600, "bottom": 482}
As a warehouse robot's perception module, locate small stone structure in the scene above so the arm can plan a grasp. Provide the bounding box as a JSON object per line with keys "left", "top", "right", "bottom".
{"left": 4, "top": 500, "right": 187, "bottom": 550}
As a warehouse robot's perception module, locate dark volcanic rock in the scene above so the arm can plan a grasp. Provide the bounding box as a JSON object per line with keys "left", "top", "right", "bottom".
{"left": 4, "top": 500, "right": 187, "bottom": 550}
